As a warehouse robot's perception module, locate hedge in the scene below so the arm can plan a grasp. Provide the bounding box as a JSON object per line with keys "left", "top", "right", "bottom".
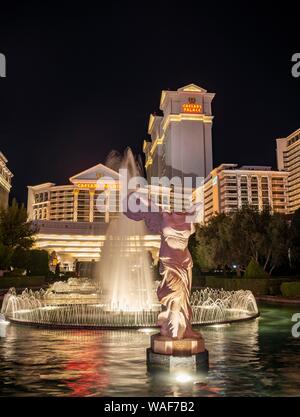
{"left": 192, "top": 274, "right": 206, "bottom": 288}
{"left": 205, "top": 276, "right": 269, "bottom": 296}
{"left": 0, "top": 276, "right": 45, "bottom": 289}
{"left": 280, "top": 282, "right": 300, "bottom": 297}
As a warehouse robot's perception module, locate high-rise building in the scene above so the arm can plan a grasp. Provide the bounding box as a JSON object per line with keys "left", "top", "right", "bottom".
{"left": 204, "top": 164, "right": 289, "bottom": 222}
{"left": 276, "top": 128, "right": 300, "bottom": 213}
{"left": 0, "top": 151, "right": 13, "bottom": 209}
{"left": 144, "top": 84, "right": 215, "bottom": 186}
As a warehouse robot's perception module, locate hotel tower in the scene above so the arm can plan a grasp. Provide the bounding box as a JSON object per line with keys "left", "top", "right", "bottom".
{"left": 276, "top": 128, "right": 300, "bottom": 213}
{"left": 143, "top": 84, "right": 215, "bottom": 186}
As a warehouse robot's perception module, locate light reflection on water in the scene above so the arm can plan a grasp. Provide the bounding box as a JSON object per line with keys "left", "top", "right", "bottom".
{"left": 0, "top": 303, "right": 299, "bottom": 397}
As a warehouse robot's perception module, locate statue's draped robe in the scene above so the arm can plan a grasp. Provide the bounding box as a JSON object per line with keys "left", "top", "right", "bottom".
{"left": 125, "top": 194, "right": 196, "bottom": 339}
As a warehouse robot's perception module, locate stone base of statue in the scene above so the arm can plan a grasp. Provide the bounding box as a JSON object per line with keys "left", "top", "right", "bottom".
{"left": 146, "top": 333, "right": 209, "bottom": 372}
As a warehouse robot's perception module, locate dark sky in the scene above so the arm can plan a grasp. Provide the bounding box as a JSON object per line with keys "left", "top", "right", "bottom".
{"left": 0, "top": 1, "right": 299, "bottom": 204}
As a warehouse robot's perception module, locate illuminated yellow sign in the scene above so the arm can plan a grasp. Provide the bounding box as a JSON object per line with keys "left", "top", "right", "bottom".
{"left": 77, "top": 183, "right": 97, "bottom": 189}
{"left": 182, "top": 103, "right": 202, "bottom": 113}
{"left": 76, "top": 183, "right": 119, "bottom": 190}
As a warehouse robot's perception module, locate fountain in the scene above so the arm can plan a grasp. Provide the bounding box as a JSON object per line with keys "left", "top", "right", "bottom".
{"left": 99, "top": 149, "right": 156, "bottom": 312}
{"left": 1, "top": 284, "right": 258, "bottom": 328}
{"left": 0, "top": 148, "right": 259, "bottom": 339}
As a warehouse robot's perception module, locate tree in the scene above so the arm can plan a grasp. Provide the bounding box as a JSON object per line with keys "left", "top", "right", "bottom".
{"left": 244, "top": 259, "right": 270, "bottom": 279}
{"left": 11, "top": 246, "right": 30, "bottom": 269}
{"left": 194, "top": 207, "right": 290, "bottom": 276}
{"left": 189, "top": 232, "right": 213, "bottom": 272}
{"left": 290, "top": 208, "right": 300, "bottom": 271}
{"left": 196, "top": 213, "right": 232, "bottom": 272}
{"left": 265, "top": 213, "right": 289, "bottom": 274}
{"left": 27, "top": 250, "right": 49, "bottom": 276}
{"left": 0, "top": 198, "right": 37, "bottom": 250}
{"left": 0, "top": 242, "right": 12, "bottom": 270}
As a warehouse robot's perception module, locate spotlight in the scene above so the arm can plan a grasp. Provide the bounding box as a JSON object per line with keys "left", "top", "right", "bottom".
{"left": 175, "top": 373, "right": 192, "bottom": 383}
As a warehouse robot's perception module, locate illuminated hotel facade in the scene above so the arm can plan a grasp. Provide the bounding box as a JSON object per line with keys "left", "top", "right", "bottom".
{"left": 143, "top": 84, "right": 291, "bottom": 223}
{"left": 0, "top": 151, "right": 13, "bottom": 209}
{"left": 203, "top": 164, "right": 289, "bottom": 222}
{"left": 27, "top": 164, "right": 160, "bottom": 271}
{"left": 27, "top": 84, "right": 296, "bottom": 269}
{"left": 144, "top": 84, "right": 214, "bottom": 186}
{"left": 276, "top": 128, "right": 300, "bottom": 213}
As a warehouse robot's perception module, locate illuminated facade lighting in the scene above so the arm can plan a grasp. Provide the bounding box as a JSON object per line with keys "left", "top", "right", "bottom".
{"left": 27, "top": 164, "right": 160, "bottom": 270}
{"left": 0, "top": 151, "right": 13, "bottom": 209}
{"left": 203, "top": 164, "right": 289, "bottom": 222}
{"left": 276, "top": 128, "right": 300, "bottom": 213}
{"left": 144, "top": 84, "right": 215, "bottom": 185}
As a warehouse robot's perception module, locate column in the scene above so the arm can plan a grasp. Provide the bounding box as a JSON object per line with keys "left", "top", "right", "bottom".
{"left": 247, "top": 176, "right": 252, "bottom": 205}
{"left": 237, "top": 175, "right": 242, "bottom": 209}
{"left": 104, "top": 187, "right": 110, "bottom": 223}
{"left": 89, "top": 190, "right": 95, "bottom": 222}
{"left": 73, "top": 189, "right": 79, "bottom": 222}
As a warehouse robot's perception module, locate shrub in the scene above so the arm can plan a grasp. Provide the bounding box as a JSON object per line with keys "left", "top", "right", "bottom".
{"left": 205, "top": 276, "right": 269, "bottom": 295}
{"left": 11, "top": 247, "right": 30, "bottom": 269}
{"left": 192, "top": 274, "right": 206, "bottom": 288}
{"left": 0, "top": 242, "right": 12, "bottom": 270}
{"left": 280, "top": 282, "right": 300, "bottom": 297}
{"left": 243, "top": 259, "right": 270, "bottom": 279}
{"left": 27, "top": 250, "right": 49, "bottom": 276}
{"left": 0, "top": 276, "right": 45, "bottom": 289}
{"left": 3, "top": 268, "right": 25, "bottom": 277}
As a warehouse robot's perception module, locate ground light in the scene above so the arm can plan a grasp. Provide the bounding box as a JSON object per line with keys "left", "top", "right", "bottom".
{"left": 175, "top": 373, "right": 193, "bottom": 383}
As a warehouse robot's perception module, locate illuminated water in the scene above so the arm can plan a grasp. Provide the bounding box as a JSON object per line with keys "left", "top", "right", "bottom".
{"left": 1, "top": 286, "right": 258, "bottom": 327}
{"left": 0, "top": 303, "right": 299, "bottom": 396}
{"left": 99, "top": 147, "right": 155, "bottom": 311}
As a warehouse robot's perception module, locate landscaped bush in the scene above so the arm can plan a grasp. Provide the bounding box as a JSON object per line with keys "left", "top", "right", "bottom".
{"left": 3, "top": 268, "right": 26, "bottom": 277}
{"left": 280, "top": 282, "right": 300, "bottom": 297}
{"left": 0, "top": 276, "right": 45, "bottom": 289}
{"left": 243, "top": 259, "right": 270, "bottom": 279}
{"left": 205, "top": 276, "right": 269, "bottom": 295}
{"left": 27, "top": 250, "right": 49, "bottom": 276}
{"left": 192, "top": 274, "right": 206, "bottom": 288}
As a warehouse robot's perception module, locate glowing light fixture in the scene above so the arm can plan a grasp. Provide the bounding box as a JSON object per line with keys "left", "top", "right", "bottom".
{"left": 138, "top": 328, "right": 155, "bottom": 334}
{"left": 175, "top": 373, "right": 192, "bottom": 383}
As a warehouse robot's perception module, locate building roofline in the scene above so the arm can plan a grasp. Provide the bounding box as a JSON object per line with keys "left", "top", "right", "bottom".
{"left": 28, "top": 183, "right": 56, "bottom": 190}
{"left": 0, "top": 151, "right": 8, "bottom": 163}
{"left": 277, "top": 127, "right": 300, "bottom": 142}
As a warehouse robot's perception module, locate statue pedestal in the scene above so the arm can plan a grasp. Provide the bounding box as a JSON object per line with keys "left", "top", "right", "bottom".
{"left": 147, "top": 333, "right": 209, "bottom": 372}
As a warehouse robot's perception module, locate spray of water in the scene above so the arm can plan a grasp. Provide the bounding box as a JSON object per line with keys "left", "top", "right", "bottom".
{"left": 1, "top": 284, "right": 259, "bottom": 327}
{"left": 99, "top": 148, "right": 155, "bottom": 311}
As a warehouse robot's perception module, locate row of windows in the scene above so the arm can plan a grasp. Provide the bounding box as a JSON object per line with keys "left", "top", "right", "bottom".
{"left": 288, "top": 133, "right": 300, "bottom": 147}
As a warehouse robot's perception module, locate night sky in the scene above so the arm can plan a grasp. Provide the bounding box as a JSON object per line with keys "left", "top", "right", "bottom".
{"left": 0, "top": 2, "right": 299, "bottom": 204}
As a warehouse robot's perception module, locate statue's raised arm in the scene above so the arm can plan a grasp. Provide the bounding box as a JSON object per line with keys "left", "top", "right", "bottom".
{"left": 124, "top": 190, "right": 162, "bottom": 234}
{"left": 124, "top": 190, "right": 202, "bottom": 341}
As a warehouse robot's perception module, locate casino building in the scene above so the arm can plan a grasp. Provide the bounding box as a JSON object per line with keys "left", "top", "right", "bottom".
{"left": 0, "top": 151, "right": 13, "bottom": 209}
{"left": 27, "top": 164, "right": 160, "bottom": 271}
{"left": 27, "top": 84, "right": 296, "bottom": 268}
{"left": 143, "top": 84, "right": 297, "bottom": 224}
{"left": 203, "top": 164, "right": 289, "bottom": 222}
{"left": 144, "top": 84, "right": 214, "bottom": 186}
{"left": 276, "top": 128, "right": 300, "bottom": 213}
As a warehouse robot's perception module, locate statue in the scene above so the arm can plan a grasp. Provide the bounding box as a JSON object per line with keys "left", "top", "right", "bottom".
{"left": 125, "top": 191, "right": 201, "bottom": 340}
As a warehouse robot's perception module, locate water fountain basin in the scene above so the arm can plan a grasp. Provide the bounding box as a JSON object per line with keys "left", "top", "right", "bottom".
{"left": 1, "top": 281, "right": 259, "bottom": 329}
